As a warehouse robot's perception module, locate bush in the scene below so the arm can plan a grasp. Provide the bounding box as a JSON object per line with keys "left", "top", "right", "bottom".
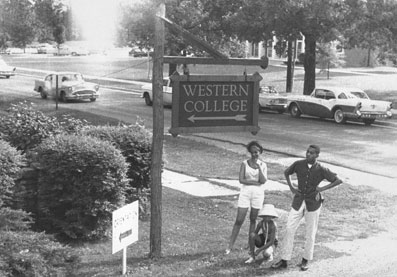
{"left": 0, "top": 101, "right": 88, "bottom": 153}
{"left": 0, "top": 140, "right": 25, "bottom": 207}
{"left": 0, "top": 208, "right": 79, "bottom": 277}
{"left": 82, "top": 124, "right": 152, "bottom": 219}
{"left": 30, "top": 134, "right": 130, "bottom": 241}
{"left": 82, "top": 124, "right": 152, "bottom": 193}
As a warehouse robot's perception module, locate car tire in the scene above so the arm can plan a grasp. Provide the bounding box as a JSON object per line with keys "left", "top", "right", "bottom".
{"left": 39, "top": 88, "right": 47, "bottom": 99}
{"left": 6, "top": 76, "right": 10, "bottom": 79}
{"left": 144, "top": 93, "right": 153, "bottom": 106}
{"left": 289, "top": 103, "right": 301, "bottom": 118}
{"left": 90, "top": 98, "right": 96, "bottom": 102}
{"left": 333, "top": 108, "right": 346, "bottom": 124}
{"left": 363, "top": 119, "right": 375, "bottom": 126}
{"left": 60, "top": 92, "right": 67, "bottom": 102}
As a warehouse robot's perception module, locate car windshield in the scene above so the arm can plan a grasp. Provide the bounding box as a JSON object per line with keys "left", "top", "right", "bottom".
{"left": 62, "top": 74, "right": 83, "bottom": 82}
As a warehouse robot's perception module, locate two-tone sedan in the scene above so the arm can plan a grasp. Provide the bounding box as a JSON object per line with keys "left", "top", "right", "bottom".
{"left": 258, "top": 86, "right": 288, "bottom": 113}
{"left": 34, "top": 72, "right": 99, "bottom": 102}
{"left": 287, "top": 86, "right": 393, "bottom": 125}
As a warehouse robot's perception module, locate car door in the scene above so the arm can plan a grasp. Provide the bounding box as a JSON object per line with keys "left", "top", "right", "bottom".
{"left": 44, "top": 75, "right": 53, "bottom": 96}
{"left": 301, "top": 89, "right": 326, "bottom": 116}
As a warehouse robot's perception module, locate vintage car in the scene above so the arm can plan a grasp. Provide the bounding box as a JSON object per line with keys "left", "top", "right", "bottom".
{"left": 0, "top": 58, "right": 16, "bottom": 78}
{"left": 287, "top": 86, "right": 393, "bottom": 125}
{"left": 34, "top": 72, "right": 99, "bottom": 102}
{"left": 259, "top": 85, "right": 288, "bottom": 113}
{"left": 142, "top": 78, "right": 172, "bottom": 106}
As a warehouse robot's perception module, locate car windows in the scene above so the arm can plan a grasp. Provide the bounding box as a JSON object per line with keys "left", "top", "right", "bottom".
{"left": 338, "top": 93, "right": 347, "bottom": 99}
{"left": 324, "top": 91, "right": 336, "bottom": 100}
{"left": 314, "top": 89, "right": 326, "bottom": 99}
{"left": 350, "top": 91, "right": 369, "bottom": 99}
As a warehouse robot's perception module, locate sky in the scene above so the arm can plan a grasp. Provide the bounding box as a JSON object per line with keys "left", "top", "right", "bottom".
{"left": 69, "top": 0, "right": 121, "bottom": 47}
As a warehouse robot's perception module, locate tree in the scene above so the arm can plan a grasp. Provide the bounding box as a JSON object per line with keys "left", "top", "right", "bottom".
{"left": 342, "top": 0, "right": 396, "bottom": 67}
{"left": 1, "top": 0, "right": 35, "bottom": 49}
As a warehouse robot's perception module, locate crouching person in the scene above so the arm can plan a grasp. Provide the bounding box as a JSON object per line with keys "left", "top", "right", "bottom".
{"left": 245, "top": 204, "right": 278, "bottom": 265}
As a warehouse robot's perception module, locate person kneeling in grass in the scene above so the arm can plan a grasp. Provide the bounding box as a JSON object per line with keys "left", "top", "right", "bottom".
{"left": 245, "top": 204, "right": 278, "bottom": 264}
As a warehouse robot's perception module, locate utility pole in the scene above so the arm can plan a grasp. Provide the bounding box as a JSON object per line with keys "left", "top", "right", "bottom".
{"left": 150, "top": 0, "right": 165, "bottom": 259}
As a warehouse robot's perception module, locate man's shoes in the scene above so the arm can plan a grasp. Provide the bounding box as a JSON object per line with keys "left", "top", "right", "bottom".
{"left": 245, "top": 256, "right": 255, "bottom": 264}
{"left": 299, "top": 258, "right": 309, "bottom": 271}
{"left": 271, "top": 259, "right": 287, "bottom": 269}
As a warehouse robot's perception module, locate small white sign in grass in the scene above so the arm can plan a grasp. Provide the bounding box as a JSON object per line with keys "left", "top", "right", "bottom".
{"left": 112, "top": 201, "right": 139, "bottom": 275}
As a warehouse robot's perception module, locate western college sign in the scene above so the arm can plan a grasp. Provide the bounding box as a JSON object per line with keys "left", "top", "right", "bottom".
{"left": 169, "top": 73, "right": 262, "bottom": 136}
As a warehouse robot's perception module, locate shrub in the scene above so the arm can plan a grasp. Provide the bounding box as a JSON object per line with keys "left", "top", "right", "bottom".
{"left": 0, "top": 208, "right": 79, "bottom": 277}
{"left": 0, "top": 101, "right": 88, "bottom": 153}
{"left": 82, "top": 124, "right": 152, "bottom": 194}
{"left": 82, "top": 124, "right": 152, "bottom": 219}
{"left": 30, "top": 134, "right": 130, "bottom": 241}
{"left": 0, "top": 140, "right": 25, "bottom": 207}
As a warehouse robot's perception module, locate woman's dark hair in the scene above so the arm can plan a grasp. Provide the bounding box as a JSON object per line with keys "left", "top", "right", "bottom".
{"left": 246, "top": 141, "right": 263, "bottom": 153}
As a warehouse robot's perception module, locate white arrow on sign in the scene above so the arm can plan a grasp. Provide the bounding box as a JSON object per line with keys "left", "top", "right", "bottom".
{"left": 188, "top": 114, "right": 247, "bottom": 123}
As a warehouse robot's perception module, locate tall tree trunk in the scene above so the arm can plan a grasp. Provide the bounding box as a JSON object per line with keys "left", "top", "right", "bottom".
{"left": 303, "top": 34, "right": 316, "bottom": 95}
{"left": 286, "top": 39, "right": 294, "bottom": 92}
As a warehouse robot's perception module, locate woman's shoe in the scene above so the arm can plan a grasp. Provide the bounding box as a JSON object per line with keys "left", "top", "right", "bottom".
{"left": 245, "top": 256, "right": 255, "bottom": 264}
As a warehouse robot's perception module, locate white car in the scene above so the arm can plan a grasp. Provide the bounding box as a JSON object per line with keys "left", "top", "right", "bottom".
{"left": 34, "top": 72, "right": 99, "bottom": 102}
{"left": 287, "top": 86, "right": 393, "bottom": 125}
{"left": 0, "top": 58, "right": 16, "bottom": 78}
{"left": 258, "top": 86, "right": 288, "bottom": 113}
{"left": 142, "top": 78, "right": 172, "bottom": 106}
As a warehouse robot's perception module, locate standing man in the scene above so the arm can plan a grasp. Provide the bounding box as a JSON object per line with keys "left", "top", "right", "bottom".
{"left": 272, "top": 145, "right": 342, "bottom": 271}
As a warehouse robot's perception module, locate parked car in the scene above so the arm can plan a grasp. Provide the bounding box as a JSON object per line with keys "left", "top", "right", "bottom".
{"left": 37, "top": 44, "right": 57, "bottom": 54}
{"left": 129, "top": 47, "right": 153, "bottom": 57}
{"left": 142, "top": 78, "right": 172, "bottom": 106}
{"left": 286, "top": 86, "right": 393, "bottom": 125}
{"left": 34, "top": 72, "right": 99, "bottom": 102}
{"left": 0, "top": 58, "right": 16, "bottom": 78}
{"left": 258, "top": 85, "right": 288, "bottom": 113}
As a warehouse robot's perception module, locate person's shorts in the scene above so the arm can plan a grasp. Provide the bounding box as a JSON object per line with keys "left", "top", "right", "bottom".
{"left": 238, "top": 185, "right": 264, "bottom": 209}
{"left": 254, "top": 234, "right": 279, "bottom": 248}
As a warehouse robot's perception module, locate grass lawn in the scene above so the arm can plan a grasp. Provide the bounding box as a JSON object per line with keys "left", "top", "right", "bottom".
{"left": 2, "top": 66, "right": 397, "bottom": 276}
{"left": 6, "top": 107, "right": 393, "bottom": 277}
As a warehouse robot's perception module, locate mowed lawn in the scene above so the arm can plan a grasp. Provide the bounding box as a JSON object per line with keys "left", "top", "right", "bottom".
{"left": 2, "top": 63, "right": 397, "bottom": 276}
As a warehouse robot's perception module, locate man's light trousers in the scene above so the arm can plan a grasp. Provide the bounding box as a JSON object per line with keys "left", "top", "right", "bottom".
{"left": 280, "top": 201, "right": 321, "bottom": 261}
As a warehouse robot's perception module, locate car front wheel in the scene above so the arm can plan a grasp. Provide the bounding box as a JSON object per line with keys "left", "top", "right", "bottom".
{"left": 144, "top": 93, "right": 153, "bottom": 106}
{"left": 333, "top": 109, "right": 346, "bottom": 124}
{"left": 290, "top": 103, "right": 301, "bottom": 118}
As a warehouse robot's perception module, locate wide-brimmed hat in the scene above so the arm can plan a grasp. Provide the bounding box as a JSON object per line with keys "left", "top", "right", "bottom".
{"left": 258, "top": 204, "right": 278, "bottom": 218}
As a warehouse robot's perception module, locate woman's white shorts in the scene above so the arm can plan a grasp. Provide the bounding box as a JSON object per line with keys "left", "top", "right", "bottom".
{"left": 238, "top": 185, "right": 264, "bottom": 209}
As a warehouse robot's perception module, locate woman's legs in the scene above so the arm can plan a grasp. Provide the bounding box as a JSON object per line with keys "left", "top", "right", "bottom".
{"left": 227, "top": 207, "right": 248, "bottom": 252}
{"left": 247, "top": 208, "right": 259, "bottom": 256}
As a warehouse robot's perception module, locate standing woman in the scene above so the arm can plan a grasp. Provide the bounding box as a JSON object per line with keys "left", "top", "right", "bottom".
{"left": 225, "top": 141, "right": 267, "bottom": 254}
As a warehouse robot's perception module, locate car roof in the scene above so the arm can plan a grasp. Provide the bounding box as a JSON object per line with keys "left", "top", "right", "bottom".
{"left": 47, "top": 72, "right": 82, "bottom": 75}
{"left": 314, "top": 86, "right": 365, "bottom": 93}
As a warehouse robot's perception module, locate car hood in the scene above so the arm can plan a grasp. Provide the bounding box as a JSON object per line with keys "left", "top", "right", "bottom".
{"left": 0, "top": 65, "right": 16, "bottom": 71}
{"left": 62, "top": 81, "right": 96, "bottom": 88}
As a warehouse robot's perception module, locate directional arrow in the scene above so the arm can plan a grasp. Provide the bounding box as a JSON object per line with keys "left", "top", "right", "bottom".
{"left": 119, "top": 229, "right": 132, "bottom": 242}
{"left": 188, "top": 114, "right": 247, "bottom": 123}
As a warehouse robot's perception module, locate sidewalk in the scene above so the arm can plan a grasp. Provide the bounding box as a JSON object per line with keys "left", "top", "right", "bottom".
{"left": 162, "top": 169, "right": 289, "bottom": 198}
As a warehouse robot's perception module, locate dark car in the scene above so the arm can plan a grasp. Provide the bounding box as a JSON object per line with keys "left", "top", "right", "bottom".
{"left": 129, "top": 47, "right": 153, "bottom": 57}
